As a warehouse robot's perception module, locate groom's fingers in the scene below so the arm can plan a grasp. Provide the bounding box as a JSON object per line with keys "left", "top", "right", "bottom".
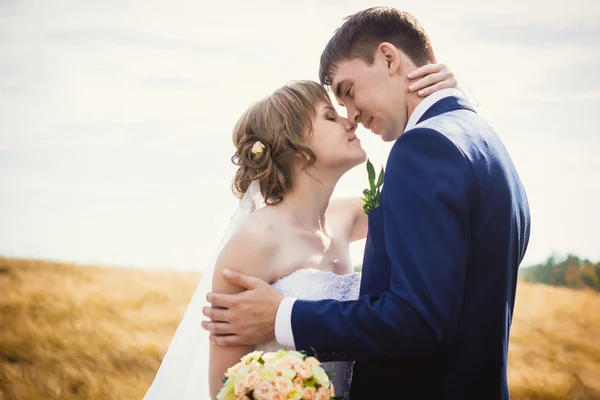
{"left": 202, "top": 306, "right": 229, "bottom": 322}
{"left": 206, "top": 292, "right": 236, "bottom": 308}
{"left": 222, "top": 269, "right": 262, "bottom": 290}
{"left": 209, "top": 334, "right": 242, "bottom": 347}
{"left": 201, "top": 321, "right": 235, "bottom": 335}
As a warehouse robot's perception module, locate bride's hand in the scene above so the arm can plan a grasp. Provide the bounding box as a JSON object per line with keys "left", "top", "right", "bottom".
{"left": 407, "top": 63, "right": 457, "bottom": 97}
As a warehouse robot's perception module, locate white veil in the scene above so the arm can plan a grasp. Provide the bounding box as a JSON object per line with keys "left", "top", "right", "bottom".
{"left": 143, "top": 180, "right": 265, "bottom": 400}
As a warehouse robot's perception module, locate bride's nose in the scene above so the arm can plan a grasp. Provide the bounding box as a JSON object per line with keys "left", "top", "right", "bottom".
{"left": 341, "top": 116, "right": 356, "bottom": 131}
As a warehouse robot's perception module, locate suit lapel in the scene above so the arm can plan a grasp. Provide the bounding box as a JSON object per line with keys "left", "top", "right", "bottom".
{"left": 416, "top": 95, "right": 476, "bottom": 126}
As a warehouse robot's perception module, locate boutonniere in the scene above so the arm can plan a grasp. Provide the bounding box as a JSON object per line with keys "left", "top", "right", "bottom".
{"left": 361, "top": 159, "right": 385, "bottom": 214}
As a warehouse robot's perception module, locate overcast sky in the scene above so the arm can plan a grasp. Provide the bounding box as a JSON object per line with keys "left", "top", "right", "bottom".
{"left": 1, "top": 0, "right": 598, "bottom": 271}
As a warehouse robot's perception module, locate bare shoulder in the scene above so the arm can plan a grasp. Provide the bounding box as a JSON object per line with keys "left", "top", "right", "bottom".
{"left": 212, "top": 208, "right": 281, "bottom": 290}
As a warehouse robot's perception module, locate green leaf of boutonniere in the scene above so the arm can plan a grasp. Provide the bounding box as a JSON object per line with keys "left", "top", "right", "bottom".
{"left": 377, "top": 166, "right": 385, "bottom": 187}
{"left": 367, "top": 158, "right": 376, "bottom": 192}
{"left": 361, "top": 159, "right": 385, "bottom": 214}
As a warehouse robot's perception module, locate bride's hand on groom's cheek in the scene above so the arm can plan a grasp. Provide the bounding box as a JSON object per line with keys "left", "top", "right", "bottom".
{"left": 407, "top": 63, "right": 457, "bottom": 97}
{"left": 201, "top": 269, "right": 284, "bottom": 346}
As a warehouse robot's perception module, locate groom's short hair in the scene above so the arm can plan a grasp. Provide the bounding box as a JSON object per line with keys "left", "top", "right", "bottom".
{"left": 319, "top": 7, "right": 431, "bottom": 86}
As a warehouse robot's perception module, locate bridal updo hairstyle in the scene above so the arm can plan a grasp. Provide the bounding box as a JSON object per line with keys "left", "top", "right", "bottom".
{"left": 231, "top": 81, "right": 331, "bottom": 205}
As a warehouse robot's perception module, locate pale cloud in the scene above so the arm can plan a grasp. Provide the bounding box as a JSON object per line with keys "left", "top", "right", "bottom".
{"left": 468, "top": 23, "right": 600, "bottom": 45}
{"left": 1, "top": 0, "right": 598, "bottom": 271}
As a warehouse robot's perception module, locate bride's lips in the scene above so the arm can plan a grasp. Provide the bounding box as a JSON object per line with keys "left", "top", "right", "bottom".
{"left": 348, "top": 134, "right": 359, "bottom": 143}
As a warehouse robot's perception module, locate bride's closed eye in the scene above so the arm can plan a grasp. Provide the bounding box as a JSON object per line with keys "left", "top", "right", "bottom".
{"left": 323, "top": 108, "right": 338, "bottom": 122}
{"left": 322, "top": 105, "right": 338, "bottom": 122}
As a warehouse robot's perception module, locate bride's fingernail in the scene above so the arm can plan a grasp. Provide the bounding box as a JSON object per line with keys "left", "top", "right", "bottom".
{"left": 223, "top": 269, "right": 231, "bottom": 277}
{"left": 418, "top": 90, "right": 425, "bottom": 96}
{"left": 408, "top": 84, "right": 415, "bottom": 91}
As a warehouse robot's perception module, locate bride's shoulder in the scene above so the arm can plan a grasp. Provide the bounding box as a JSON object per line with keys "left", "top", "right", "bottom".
{"left": 214, "top": 208, "right": 282, "bottom": 282}
{"left": 233, "top": 206, "right": 283, "bottom": 244}
{"left": 230, "top": 212, "right": 278, "bottom": 251}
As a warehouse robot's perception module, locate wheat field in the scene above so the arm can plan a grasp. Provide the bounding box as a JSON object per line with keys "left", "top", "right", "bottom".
{"left": 1, "top": 257, "right": 599, "bottom": 400}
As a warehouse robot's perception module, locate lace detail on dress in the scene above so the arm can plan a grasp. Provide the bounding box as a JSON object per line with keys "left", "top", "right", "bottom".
{"left": 272, "top": 269, "right": 361, "bottom": 301}
{"left": 254, "top": 269, "right": 361, "bottom": 399}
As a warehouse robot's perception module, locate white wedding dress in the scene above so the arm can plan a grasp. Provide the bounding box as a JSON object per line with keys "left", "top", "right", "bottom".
{"left": 256, "top": 268, "right": 361, "bottom": 399}
{"left": 142, "top": 181, "right": 360, "bottom": 400}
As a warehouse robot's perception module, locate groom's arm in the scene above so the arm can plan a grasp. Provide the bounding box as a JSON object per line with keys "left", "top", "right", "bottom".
{"left": 280, "top": 127, "right": 472, "bottom": 360}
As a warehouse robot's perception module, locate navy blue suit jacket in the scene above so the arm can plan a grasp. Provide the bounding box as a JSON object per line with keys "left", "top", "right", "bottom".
{"left": 291, "top": 96, "right": 531, "bottom": 399}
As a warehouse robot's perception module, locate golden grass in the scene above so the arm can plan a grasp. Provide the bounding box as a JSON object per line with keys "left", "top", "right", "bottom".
{"left": 508, "top": 282, "right": 600, "bottom": 399}
{"left": 1, "top": 257, "right": 599, "bottom": 400}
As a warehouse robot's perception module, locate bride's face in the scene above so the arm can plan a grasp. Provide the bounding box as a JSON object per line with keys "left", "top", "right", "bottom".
{"left": 305, "top": 102, "right": 367, "bottom": 173}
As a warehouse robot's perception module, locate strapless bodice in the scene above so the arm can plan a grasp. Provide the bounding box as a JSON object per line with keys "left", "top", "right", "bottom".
{"left": 255, "top": 269, "right": 361, "bottom": 399}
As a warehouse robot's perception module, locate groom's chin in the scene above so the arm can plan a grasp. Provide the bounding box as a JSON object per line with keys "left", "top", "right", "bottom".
{"left": 379, "top": 132, "right": 396, "bottom": 142}
{"left": 370, "top": 124, "right": 392, "bottom": 142}
{"left": 378, "top": 126, "right": 402, "bottom": 142}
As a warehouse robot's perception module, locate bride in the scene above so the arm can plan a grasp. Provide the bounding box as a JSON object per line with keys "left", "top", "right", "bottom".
{"left": 143, "top": 65, "right": 457, "bottom": 400}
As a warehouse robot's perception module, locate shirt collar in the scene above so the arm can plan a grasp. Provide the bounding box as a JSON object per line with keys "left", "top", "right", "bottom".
{"left": 404, "top": 88, "right": 464, "bottom": 132}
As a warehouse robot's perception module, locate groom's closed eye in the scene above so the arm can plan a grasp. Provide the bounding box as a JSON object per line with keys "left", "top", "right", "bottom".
{"left": 345, "top": 85, "right": 353, "bottom": 100}
{"left": 334, "top": 84, "right": 352, "bottom": 109}
{"left": 334, "top": 79, "right": 349, "bottom": 99}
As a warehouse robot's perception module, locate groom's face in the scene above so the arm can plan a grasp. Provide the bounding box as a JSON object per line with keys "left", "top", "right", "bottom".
{"left": 330, "top": 52, "right": 409, "bottom": 142}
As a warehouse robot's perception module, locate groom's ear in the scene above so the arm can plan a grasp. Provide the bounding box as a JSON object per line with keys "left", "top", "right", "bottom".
{"left": 427, "top": 44, "right": 437, "bottom": 64}
{"left": 377, "top": 42, "right": 401, "bottom": 77}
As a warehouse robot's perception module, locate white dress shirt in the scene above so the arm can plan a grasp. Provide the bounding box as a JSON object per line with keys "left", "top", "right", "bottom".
{"left": 274, "top": 88, "right": 465, "bottom": 349}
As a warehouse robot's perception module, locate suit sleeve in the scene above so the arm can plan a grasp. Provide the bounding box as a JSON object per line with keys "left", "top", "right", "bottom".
{"left": 290, "top": 128, "right": 472, "bottom": 360}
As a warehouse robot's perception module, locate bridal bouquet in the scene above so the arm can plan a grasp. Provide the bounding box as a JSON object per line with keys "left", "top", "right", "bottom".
{"left": 217, "top": 349, "right": 338, "bottom": 400}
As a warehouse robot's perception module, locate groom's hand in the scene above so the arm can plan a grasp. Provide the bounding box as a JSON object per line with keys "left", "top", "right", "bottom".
{"left": 202, "top": 269, "right": 284, "bottom": 346}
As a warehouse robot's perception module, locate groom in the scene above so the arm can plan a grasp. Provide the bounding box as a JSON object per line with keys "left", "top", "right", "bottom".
{"left": 203, "top": 7, "right": 530, "bottom": 399}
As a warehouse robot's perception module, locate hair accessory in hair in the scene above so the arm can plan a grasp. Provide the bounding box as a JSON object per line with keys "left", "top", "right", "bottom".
{"left": 251, "top": 140, "right": 265, "bottom": 157}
